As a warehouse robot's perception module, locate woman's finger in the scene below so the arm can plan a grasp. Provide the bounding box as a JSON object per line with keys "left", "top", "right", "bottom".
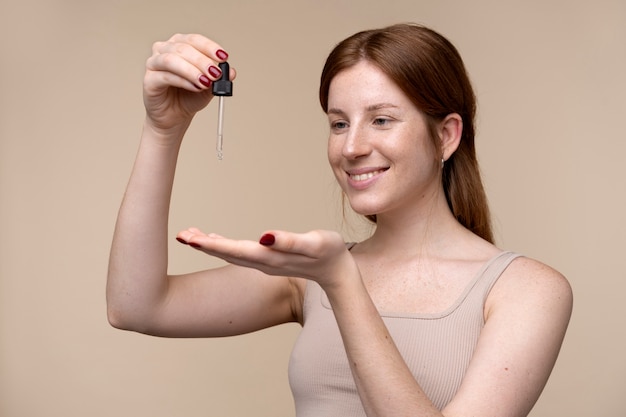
{"left": 176, "top": 229, "right": 306, "bottom": 271}
{"left": 146, "top": 35, "right": 235, "bottom": 96}
{"left": 258, "top": 230, "right": 345, "bottom": 259}
{"left": 167, "top": 33, "right": 227, "bottom": 63}
{"left": 146, "top": 52, "right": 212, "bottom": 91}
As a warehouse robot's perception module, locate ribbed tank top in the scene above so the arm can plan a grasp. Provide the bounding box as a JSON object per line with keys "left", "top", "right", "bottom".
{"left": 288, "top": 251, "right": 521, "bottom": 416}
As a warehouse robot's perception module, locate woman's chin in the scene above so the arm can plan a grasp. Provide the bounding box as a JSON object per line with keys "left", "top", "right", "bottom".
{"left": 347, "top": 203, "right": 379, "bottom": 218}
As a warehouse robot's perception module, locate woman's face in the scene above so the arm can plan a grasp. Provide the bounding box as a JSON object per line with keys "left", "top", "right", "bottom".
{"left": 326, "top": 61, "right": 441, "bottom": 219}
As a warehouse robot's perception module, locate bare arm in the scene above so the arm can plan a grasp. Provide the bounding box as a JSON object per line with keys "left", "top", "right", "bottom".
{"left": 443, "top": 257, "right": 573, "bottom": 416}
{"left": 106, "top": 34, "right": 301, "bottom": 337}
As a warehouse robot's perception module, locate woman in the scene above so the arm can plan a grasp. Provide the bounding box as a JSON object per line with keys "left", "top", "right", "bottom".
{"left": 107, "top": 23, "right": 572, "bottom": 416}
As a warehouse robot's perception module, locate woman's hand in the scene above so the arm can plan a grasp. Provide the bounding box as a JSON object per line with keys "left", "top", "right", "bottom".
{"left": 177, "top": 228, "right": 360, "bottom": 291}
{"left": 143, "top": 34, "right": 236, "bottom": 136}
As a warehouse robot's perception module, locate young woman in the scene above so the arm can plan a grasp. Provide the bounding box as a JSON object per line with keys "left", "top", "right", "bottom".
{"left": 107, "top": 23, "right": 573, "bottom": 417}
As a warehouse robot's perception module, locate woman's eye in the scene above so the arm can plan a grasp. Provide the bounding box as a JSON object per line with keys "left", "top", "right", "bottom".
{"left": 331, "top": 121, "right": 348, "bottom": 130}
{"left": 373, "top": 117, "right": 390, "bottom": 126}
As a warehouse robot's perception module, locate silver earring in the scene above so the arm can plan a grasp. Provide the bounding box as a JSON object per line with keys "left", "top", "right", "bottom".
{"left": 441, "top": 158, "right": 445, "bottom": 169}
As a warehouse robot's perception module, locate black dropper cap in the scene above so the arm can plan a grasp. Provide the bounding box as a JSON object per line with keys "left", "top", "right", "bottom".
{"left": 212, "top": 62, "right": 232, "bottom": 96}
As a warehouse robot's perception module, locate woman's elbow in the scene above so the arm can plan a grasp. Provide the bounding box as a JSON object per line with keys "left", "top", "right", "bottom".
{"left": 106, "top": 303, "right": 135, "bottom": 331}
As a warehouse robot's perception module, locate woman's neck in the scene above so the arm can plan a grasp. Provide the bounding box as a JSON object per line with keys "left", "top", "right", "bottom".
{"left": 356, "top": 190, "right": 475, "bottom": 260}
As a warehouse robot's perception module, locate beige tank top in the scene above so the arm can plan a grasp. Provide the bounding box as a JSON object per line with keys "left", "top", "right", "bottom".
{"left": 288, "top": 251, "right": 521, "bottom": 416}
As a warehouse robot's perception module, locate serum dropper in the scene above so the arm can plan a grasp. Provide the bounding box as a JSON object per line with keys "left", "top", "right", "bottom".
{"left": 211, "top": 62, "right": 233, "bottom": 160}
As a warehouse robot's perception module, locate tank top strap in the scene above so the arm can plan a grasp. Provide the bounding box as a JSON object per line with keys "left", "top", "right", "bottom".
{"left": 475, "top": 251, "right": 523, "bottom": 303}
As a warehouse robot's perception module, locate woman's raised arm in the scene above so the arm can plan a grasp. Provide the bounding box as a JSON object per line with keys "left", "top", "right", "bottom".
{"left": 106, "top": 34, "right": 302, "bottom": 338}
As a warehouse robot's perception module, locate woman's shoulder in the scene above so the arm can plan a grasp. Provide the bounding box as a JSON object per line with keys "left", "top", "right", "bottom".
{"left": 486, "top": 254, "right": 573, "bottom": 319}
{"left": 504, "top": 255, "right": 571, "bottom": 294}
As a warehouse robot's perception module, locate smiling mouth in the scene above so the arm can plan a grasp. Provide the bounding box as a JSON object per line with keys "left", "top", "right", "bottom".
{"left": 349, "top": 169, "right": 387, "bottom": 182}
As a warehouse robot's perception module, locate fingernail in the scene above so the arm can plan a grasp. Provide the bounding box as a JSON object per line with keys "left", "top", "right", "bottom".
{"left": 216, "top": 49, "right": 229, "bottom": 60}
{"left": 208, "top": 65, "right": 222, "bottom": 78}
{"left": 176, "top": 237, "right": 188, "bottom": 245}
{"left": 259, "top": 233, "right": 275, "bottom": 246}
{"left": 198, "top": 74, "right": 212, "bottom": 88}
{"left": 188, "top": 242, "right": 202, "bottom": 249}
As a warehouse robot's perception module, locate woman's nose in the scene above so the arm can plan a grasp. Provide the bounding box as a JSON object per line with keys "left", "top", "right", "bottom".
{"left": 342, "top": 125, "right": 371, "bottom": 159}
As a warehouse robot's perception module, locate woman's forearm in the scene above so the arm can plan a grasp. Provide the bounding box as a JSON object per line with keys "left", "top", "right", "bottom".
{"left": 326, "top": 279, "right": 442, "bottom": 417}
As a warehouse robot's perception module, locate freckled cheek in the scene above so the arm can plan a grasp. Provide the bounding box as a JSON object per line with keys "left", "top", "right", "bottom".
{"left": 326, "top": 138, "right": 341, "bottom": 165}
{"left": 326, "top": 143, "right": 345, "bottom": 182}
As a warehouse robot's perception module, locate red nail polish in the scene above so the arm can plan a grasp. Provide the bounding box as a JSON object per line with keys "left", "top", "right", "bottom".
{"left": 208, "top": 65, "right": 222, "bottom": 78}
{"left": 216, "top": 49, "right": 229, "bottom": 60}
{"left": 188, "top": 242, "right": 202, "bottom": 249}
{"left": 176, "top": 237, "right": 188, "bottom": 245}
{"left": 199, "top": 74, "right": 212, "bottom": 88}
{"left": 259, "top": 233, "right": 275, "bottom": 246}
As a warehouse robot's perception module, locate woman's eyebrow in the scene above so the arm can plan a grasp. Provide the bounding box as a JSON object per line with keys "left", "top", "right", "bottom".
{"left": 327, "top": 103, "right": 398, "bottom": 115}
{"left": 366, "top": 103, "right": 398, "bottom": 111}
{"left": 326, "top": 108, "right": 345, "bottom": 116}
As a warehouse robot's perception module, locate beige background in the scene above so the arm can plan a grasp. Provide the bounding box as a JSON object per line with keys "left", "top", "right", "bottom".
{"left": 1, "top": 0, "right": 624, "bottom": 416}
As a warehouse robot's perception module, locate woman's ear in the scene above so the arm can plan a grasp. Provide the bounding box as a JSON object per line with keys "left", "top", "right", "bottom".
{"left": 439, "top": 113, "right": 463, "bottom": 161}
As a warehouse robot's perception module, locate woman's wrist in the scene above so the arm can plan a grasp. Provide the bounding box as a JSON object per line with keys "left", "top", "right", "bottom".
{"left": 142, "top": 116, "right": 191, "bottom": 148}
{"left": 322, "top": 255, "right": 367, "bottom": 308}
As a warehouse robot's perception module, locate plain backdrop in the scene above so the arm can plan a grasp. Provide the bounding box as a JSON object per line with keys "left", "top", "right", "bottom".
{"left": 1, "top": 0, "right": 625, "bottom": 416}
